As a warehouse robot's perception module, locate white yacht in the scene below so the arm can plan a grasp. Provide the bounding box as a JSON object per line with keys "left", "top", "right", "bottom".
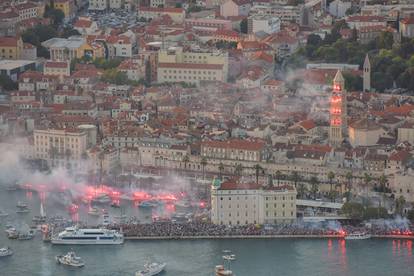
{"left": 56, "top": 251, "right": 85, "bottom": 267}
{"left": 345, "top": 232, "right": 371, "bottom": 240}
{"left": 223, "top": 254, "right": 236, "bottom": 261}
{"left": 135, "top": 262, "right": 166, "bottom": 276}
{"left": 0, "top": 247, "right": 13, "bottom": 257}
{"left": 93, "top": 194, "right": 111, "bottom": 204}
{"left": 51, "top": 226, "right": 124, "bottom": 245}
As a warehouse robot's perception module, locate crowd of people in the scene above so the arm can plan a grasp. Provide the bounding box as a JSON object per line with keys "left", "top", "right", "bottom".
{"left": 107, "top": 221, "right": 413, "bottom": 238}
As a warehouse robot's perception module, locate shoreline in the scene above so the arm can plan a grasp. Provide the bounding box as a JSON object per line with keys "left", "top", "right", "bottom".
{"left": 124, "top": 235, "right": 414, "bottom": 240}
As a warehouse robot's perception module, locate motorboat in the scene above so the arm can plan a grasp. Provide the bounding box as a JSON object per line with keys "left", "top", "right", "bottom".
{"left": 138, "top": 201, "right": 157, "bottom": 208}
{"left": 174, "top": 200, "right": 191, "bottom": 208}
{"left": 222, "top": 254, "right": 236, "bottom": 261}
{"left": 6, "top": 228, "right": 18, "bottom": 239}
{"left": 0, "top": 247, "right": 13, "bottom": 257}
{"left": 56, "top": 251, "right": 85, "bottom": 267}
{"left": 88, "top": 207, "right": 100, "bottom": 216}
{"left": 16, "top": 201, "right": 28, "bottom": 208}
{"left": 51, "top": 226, "right": 124, "bottom": 245}
{"left": 111, "top": 202, "right": 120, "bottom": 208}
{"left": 215, "top": 265, "right": 233, "bottom": 276}
{"left": 18, "top": 231, "right": 35, "bottom": 240}
{"left": 345, "top": 232, "right": 371, "bottom": 240}
{"left": 92, "top": 194, "right": 111, "bottom": 204}
{"left": 135, "top": 262, "right": 166, "bottom": 276}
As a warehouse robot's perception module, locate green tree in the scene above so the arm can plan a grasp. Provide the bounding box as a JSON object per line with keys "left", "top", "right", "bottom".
{"left": 218, "top": 162, "right": 224, "bottom": 179}
{"left": 254, "top": 164, "right": 263, "bottom": 185}
{"left": 61, "top": 27, "right": 81, "bottom": 38}
{"left": 297, "top": 182, "right": 307, "bottom": 199}
{"left": 44, "top": 4, "right": 65, "bottom": 26}
{"left": 363, "top": 173, "right": 372, "bottom": 206}
{"left": 395, "top": 195, "right": 406, "bottom": 216}
{"left": 341, "top": 202, "right": 365, "bottom": 220}
{"left": 182, "top": 154, "right": 190, "bottom": 169}
{"left": 145, "top": 60, "right": 152, "bottom": 86}
{"left": 345, "top": 171, "right": 353, "bottom": 200}
{"left": 327, "top": 171, "right": 335, "bottom": 193}
{"left": 240, "top": 18, "right": 248, "bottom": 34}
{"left": 275, "top": 170, "right": 282, "bottom": 186}
{"left": 309, "top": 176, "right": 319, "bottom": 199}
{"left": 201, "top": 157, "right": 207, "bottom": 180}
{"left": 290, "top": 171, "right": 300, "bottom": 189}
{"left": 0, "top": 75, "right": 17, "bottom": 91}
{"left": 234, "top": 163, "right": 243, "bottom": 177}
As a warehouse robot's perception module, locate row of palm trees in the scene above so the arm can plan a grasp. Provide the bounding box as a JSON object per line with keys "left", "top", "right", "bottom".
{"left": 186, "top": 155, "right": 393, "bottom": 202}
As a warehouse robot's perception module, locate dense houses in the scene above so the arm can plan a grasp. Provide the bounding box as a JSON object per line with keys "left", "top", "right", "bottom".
{"left": 1, "top": 0, "right": 414, "bottom": 224}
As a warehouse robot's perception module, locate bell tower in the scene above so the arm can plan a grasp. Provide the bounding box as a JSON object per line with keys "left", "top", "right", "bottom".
{"left": 329, "top": 70, "right": 347, "bottom": 147}
{"left": 363, "top": 54, "right": 371, "bottom": 92}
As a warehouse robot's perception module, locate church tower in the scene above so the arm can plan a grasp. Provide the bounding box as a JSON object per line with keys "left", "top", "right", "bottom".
{"left": 363, "top": 54, "right": 371, "bottom": 92}
{"left": 329, "top": 70, "right": 347, "bottom": 147}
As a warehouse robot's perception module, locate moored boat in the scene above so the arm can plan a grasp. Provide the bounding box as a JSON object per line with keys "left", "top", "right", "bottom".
{"left": 56, "top": 251, "right": 85, "bottom": 267}
{"left": 88, "top": 207, "right": 100, "bottom": 216}
{"left": 51, "top": 226, "right": 124, "bottom": 245}
{"left": 0, "top": 247, "right": 13, "bottom": 257}
{"left": 215, "top": 265, "right": 233, "bottom": 276}
{"left": 135, "top": 262, "right": 166, "bottom": 276}
{"left": 345, "top": 232, "right": 371, "bottom": 240}
{"left": 0, "top": 210, "right": 9, "bottom": 217}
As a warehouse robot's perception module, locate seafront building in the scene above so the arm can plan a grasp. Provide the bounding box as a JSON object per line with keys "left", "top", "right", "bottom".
{"left": 211, "top": 178, "right": 297, "bottom": 225}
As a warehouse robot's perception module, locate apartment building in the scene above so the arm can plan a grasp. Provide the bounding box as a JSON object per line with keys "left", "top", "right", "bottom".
{"left": 201, "top": 139, "right": 266, "bottom": 162}
{"left": 0, "top": 36, "right": 23, "bottom": 59}
{"left": 137, "top": 7, "right": 185, "bottom": 23}
{"left": 157, "top": 46, "right": 228, "bottom": 83}
{"left": 34, "top": 128, "right": 88, "bottom": 169}
{"left": 248, "top": 15, "right": 281, "bottom": 34}
{"left": 43, "top": 60, "right": 70, "bottom": 80}
{"left": 184, "top": 18, "right": 232, "bottom": 31}
{"left": 211, "top": 178, "right": 297, "bottom": 225}
{"left": 14, "top": 2, "right": 38, "bottom": 21}
{"left": 250, "top": 4, "right": 304, "bottom": 24}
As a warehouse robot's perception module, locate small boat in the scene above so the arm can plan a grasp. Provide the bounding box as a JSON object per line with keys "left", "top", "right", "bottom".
{"left": 345, "top": 232, "right": 371, "bottom": 240}
{"left": 56, "top": 251, "right": 85, "bottom": 267}
{"left": 222, "top": 254, "right": 236, "bottom": 261}
{"left": 16, "top": 207, "right": 30, "bottom": 213}
{"left": 0, "top": 247, "right": 13, "bottom": 257}
{"left": 92, "top": 194, "right": 111, "bottom": 204}
{"left": 135, "top": 262, "right": 166, "bottom": 276}
{"left": 17, "top": 201, "right": 28, "bottom": 208}
{"left": 175, "top": 200, "right": 191, "bottom": 208}
{"left": 111, "top": 202, "right": 120, "bottom": 208}
{"left": 0, "top": 210, "right": 9, "bottom": 217}
{"left": 32, "top": 216, "right": 47, "bottom": 224}
{"left": 138, "top": 201, "right": 157, "bottom": 208}
{"left": 18, "top": 232, "right": 34, "bottom": 240}
{"left": 6, "top": 228, "right": 18, "bottom": 239}
{"left": 215, "top": 265, "right": 233, "bottom": 276}
{"left": 88, "top": 207, "right": 100, "bottom": 216}
{"left": 6, "top": 183, "right": 19, "bottom": 191}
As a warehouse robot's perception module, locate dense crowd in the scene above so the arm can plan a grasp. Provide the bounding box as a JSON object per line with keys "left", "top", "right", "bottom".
{"left": 106, "top": 221, "right": 414, "bottom": 238}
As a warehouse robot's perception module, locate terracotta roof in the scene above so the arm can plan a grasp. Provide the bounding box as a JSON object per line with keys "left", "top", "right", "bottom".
{"left": 219, "top": 179, "right": 261, "bottom": 190}
{"left": 74, "top": 18, "right": 92, "bottom": 28}
{"left": 389, "top": 150, "right": 411, "bottom": 162}
{"left": 45, "top": 61, "right": 68, "bottom": 68}
{"left": 139, "top": 7, "right": 184, "bottom": 13}
{"left": 202, "top": 139, "right": 265, "bottom": 151}
{"left": 0, "top": 36, "right": 19, "bottom": 47}
{"left": 158, "top": 63, "right": 223, "bottom": 70}
{"left": 347, "top": 15, "right": 385, "bottom": 22}
{"left": 401, "top": 17, "right": 414, "bottom": 25}
{"left": 299, "top": 119, "right": 316, "bottom": 130}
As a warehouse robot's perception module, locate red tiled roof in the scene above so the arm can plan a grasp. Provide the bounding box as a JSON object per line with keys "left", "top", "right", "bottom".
{"left": 389, "top": 150, "right": 411, "bottom": 162}
{"left": 139, "top": 7, "right": 184, "bottom": 13}
{"left": 347, "top": 15, "right": 385, "bottom": 22}
{"left": 299, "top": 119, "right": 316, "bottom": 130}
{"left": 45, "top": 61, "right": 68, "bottom": 68}
{"left": 219, "top": 179, "right": 261, "bottom": 190}
{"left": 74, "top": 19, "right": 92, "bottom": 28}
{"left": 202, "top": 139, "right": 265, "bottom": 151}
{"left": 0, "top": 36, "right": 19, "bottom": 47}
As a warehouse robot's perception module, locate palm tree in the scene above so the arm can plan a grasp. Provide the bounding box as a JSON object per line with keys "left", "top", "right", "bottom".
{"left": 363, "top": 173, "right": 372, "bottom": 206}
{"left": 201, "top": 157, "right": 207, "bottom": 180}
{"left": 309, "top": 176, "right": 319, "bottom": 200}
{"left": 290, "top": 171, "right": 300, "bottom": 189}
{"left": 275, "top": 170, "right": 282, "bottom": 186}
{"left": 345, "top": 171, "right": 353, "bottom": 198}
{"left": 395, "top": 195, "right": 406, "bottom": 216}
{"left": 182, "top": 154, "right": 190, "bottom": 170}
{"left": 234, "top": 163, "right": 243, "bottom": 177}
{"left": 297, "top": 182, "right": 307, "bottom": 199}
{"left": 327, "top": 171, "right": 335, "bottom": 193}
{"left": 254, "top": 164, "right": 262, "bottom": 185}
{"left": 218, "top": 162, "right": 224, "bottom": 180}
{"left": 64, "top": 148, "right": 72, "bottom": 170}
{"left": 378, "top": 174, "right": 388, "bottom": 208}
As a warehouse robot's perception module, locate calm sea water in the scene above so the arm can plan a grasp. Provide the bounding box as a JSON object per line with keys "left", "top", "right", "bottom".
{"left": 1, "top": 191, "right": 414, "bottom": 276}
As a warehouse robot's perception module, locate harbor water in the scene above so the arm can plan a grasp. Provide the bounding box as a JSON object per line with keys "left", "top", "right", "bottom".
{"left": 1, "top": 192, "right": 414, "bottom": 275}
